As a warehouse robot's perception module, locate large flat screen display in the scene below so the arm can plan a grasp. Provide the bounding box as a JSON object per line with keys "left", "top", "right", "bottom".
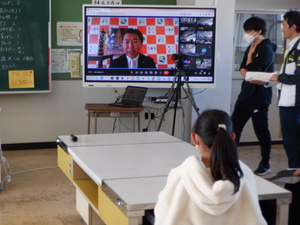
{"left": 83, "top": 5, "right": 216, "bottom": 88}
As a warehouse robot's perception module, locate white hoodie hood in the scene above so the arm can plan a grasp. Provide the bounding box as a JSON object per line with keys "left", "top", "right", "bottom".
{"left": 154, "top": 155, "right": 267, "bottom": 225}
{"left": 180, "top": 156, "right": 243, "bottom": 216}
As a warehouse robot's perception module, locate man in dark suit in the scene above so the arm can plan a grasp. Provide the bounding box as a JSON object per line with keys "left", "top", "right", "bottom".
{"left": 110, "top": 28, "right": 156, "bottom": 68}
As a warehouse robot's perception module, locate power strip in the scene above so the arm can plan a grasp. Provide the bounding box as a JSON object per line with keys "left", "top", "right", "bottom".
{"left": 154, "top": 97, "right": 169, "bottom": 103}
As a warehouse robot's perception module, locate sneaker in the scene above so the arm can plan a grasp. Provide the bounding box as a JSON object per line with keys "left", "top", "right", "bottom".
{"left": 254, "top": 162, "right": 271, "bottom": 176}
{"left": 287, "top": 168, "right": 298, "bottom": 171}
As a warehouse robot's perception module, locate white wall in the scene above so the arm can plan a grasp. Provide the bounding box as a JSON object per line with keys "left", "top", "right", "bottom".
{"left": 0, "top": 81, "right": 170, "bottom": 144}
{"left": 191, "top": 0, "right": 235, "bottom": 124}
{"left": 0, "top": 81, "right": 117, "bottom": 143}
{"left": 235, "top": 0, "right": 299, "bottom": 10}
{"left": 177, "top": 0, "right": 195, "bottom": 5}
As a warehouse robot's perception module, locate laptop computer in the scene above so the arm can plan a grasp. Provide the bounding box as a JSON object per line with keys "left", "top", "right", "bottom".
{"left": 109, "top": 86, "right": 148, "bottom": 107}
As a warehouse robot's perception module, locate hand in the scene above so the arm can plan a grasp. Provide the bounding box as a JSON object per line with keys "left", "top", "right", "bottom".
{"left": 293, "top": 169, "right": 300, "bottom": 176}
{"left": 240, "top": 68, "right": 247, "bottom": 77}
{"left": 250, "top": 80, "right": 268, "bottom": 85}
{"left": 246, "top": 44, "right": 257, "bottom": 65}
{"left": 269, "top": 74, "right": 278, "bottom": 82}
{"left": 248, "top": 44, "right": 257, "bottom": 56}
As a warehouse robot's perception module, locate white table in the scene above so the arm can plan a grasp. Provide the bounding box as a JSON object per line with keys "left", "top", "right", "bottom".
{"left": 102, "top": 176, "right": 292, "bottom": 225}
{"left": 57, "top": 131, "right": 181, "bottom": 149}
{"left": 57, "top": 132, "right": 291, "bottom": 225}
{"left": 69, "top": 141, "right": 199, "bottom": 185}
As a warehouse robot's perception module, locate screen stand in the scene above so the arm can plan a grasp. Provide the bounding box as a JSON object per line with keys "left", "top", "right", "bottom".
{"left": 157, "top": 67, "right": 200, "bottom": 136}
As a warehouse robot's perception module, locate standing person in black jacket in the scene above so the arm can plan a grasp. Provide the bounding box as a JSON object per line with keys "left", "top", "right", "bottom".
{"left": 231, "top": 17, "right": 277, "bottom": 176}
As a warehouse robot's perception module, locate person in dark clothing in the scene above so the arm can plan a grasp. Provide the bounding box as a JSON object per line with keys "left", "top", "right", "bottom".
{"left": 110, "top": 28, "right": 156, "bottom": 68}
{"left": 269, "top": 11, "right": 300, "bottom": 225}
{"left": 269, "top": 10, "right": 300, "bottom": 169}
{"left": 231, "top": 17, "right": 277, "bottom": 176}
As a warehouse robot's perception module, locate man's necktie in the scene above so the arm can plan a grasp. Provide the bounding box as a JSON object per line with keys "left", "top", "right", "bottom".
{"left": 130, "top": 59, "right": 136, "bottom": 68}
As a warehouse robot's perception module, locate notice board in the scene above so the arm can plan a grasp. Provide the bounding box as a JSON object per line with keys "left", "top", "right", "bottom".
{"left": 0, "top": 0, "right": 50, "bottom": 94}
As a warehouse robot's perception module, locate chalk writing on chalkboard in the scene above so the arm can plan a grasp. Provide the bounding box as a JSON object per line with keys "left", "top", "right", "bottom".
{"left": 92, "top": 0, "right": 122, "bottom": 5}
{"left": 0, "top": 0, "right": 50, "bottom": 93}
{"left": 0, "top": 1, "right": 34, "bottom": 72}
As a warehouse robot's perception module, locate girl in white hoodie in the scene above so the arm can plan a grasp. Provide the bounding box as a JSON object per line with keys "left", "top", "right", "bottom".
{"left": 154, "top": 109, "right": 267, "bottom": 225}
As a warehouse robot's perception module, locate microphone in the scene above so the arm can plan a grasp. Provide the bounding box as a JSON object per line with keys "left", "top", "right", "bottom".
{"left": 70, "top": 134, "right": 78, "bottom": 142}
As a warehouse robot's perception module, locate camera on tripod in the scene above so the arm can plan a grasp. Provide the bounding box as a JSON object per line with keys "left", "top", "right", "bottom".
{"left": 172, "top": 53, "right": 188, "bottom": 62}
{"left": 172, "top": 53, "right": 189, "bottom": 70}
{"left": 157, "top": 52, "right": 200, "bottom": 134}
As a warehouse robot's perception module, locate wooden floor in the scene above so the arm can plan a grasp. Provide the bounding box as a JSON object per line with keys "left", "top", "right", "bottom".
{"left": 0, "top": 144, "right": 288, "bottom": 224}
{"left": 239, "top": 144, "right": 288, "bottom": 179}
{"left": 0, "top": 148, "right": 83, "bottom": 225}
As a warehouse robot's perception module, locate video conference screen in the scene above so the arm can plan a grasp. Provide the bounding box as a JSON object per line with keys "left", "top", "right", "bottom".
{"left": 83, "top": 5, "right": 216, "bottom": 88}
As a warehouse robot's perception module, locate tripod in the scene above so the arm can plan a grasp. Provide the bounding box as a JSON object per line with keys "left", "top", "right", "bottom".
{"left": 157, "top": 63, "right": 200, "bottom": 136}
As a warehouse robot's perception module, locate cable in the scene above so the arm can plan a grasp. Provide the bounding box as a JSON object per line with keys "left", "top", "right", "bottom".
{"left": 118, "top": 118, "right": 132, "bottom": 132}
{"left": 143, "top": 106, "right": 161, "bottom": 131}
{"left": 192, "top": 88, "right": 207, "bottom": 95}
{"left": 0, "top": 136, "right": 59, "bottom": 190}
{"left": 112, "top": 117, "right": 118, "bottom": 133}
{"left": 1, "top": 155, "right": 12, "bottom": 183}
{"left": 0, "top": 136, "right": 12, "bottom": 187}
{"left": 113, "top": 88, "right": 123, "bottom": 103}
{"left": 11, "top": 166, "right": 58, "bottom": 175}
{"left": 0, "top": 135, "right": 58, "bottom": 189}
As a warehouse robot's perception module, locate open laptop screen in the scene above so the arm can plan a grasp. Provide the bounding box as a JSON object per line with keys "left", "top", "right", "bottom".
{"left": 122, "top": 86, "right": 148, "bottom": 106}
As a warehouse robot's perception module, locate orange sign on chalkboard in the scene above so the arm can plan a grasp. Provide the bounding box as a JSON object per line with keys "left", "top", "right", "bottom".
{"left": 8, "top": 70, "right": 35, "bottom": 89}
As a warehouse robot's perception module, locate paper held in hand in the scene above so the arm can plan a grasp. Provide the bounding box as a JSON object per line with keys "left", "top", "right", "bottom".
{"left": 245, "top": 72, "right": 276, "bottom": 82}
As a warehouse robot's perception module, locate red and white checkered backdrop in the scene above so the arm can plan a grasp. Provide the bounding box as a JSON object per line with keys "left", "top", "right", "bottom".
{"left": 87, "top": 17, "right": 179, "bottom": 69}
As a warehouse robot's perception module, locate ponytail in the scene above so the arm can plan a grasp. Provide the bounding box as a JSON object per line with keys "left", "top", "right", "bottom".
{"left": 192, "top": 110, "right": 243, "bottom": 194}
{"left": 210, "top": 127, "right": 243, "bottom": 193}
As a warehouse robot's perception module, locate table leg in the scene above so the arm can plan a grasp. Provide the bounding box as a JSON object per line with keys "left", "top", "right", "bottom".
{"left": 276, "top": 198, "right": 291, "bottom": 225}
{"left": 132, "top": 113, "right": 135, "bottom": 132}
{"left": 137, "top": 112, "right": 141, "bottom": 132}
{"left": 95, "top": 113, "right": 99, "bottom": 134}
{"left": 88, "top": 111, "right": 91, "bottom": 134}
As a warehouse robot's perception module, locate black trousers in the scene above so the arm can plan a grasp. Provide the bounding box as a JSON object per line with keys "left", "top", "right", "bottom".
{"left": 279, "top": 107, "right": 300, "bottom": 168}
{"left": 285, "top": 182, "right": 300, "bottom": 225}
{"left": 259, "top": 182, "right": 300, "bottom": 225}
{"left": 231, "top": 100, "right": 272, "bottom": 165}
{"left": 259, "top": 199, "right": 276, "bottom": 225}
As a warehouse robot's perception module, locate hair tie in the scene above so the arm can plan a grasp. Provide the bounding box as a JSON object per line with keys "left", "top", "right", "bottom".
{"left": 218, "top": 124, "right": 227, "bottom": 131}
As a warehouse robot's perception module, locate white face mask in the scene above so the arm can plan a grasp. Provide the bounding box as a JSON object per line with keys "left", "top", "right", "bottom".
{"left": 243, "top": 32, "right": 257, "bottom": 44}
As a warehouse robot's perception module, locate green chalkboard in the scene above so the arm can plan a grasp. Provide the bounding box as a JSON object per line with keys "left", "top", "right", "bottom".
{"left": 0, "top": 0, "right": 50, "bottom": 94}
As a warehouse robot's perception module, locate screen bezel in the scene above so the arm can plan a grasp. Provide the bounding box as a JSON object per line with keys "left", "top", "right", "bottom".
{"left": 82, "top": 5, "right": 217, "bottom": 89}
